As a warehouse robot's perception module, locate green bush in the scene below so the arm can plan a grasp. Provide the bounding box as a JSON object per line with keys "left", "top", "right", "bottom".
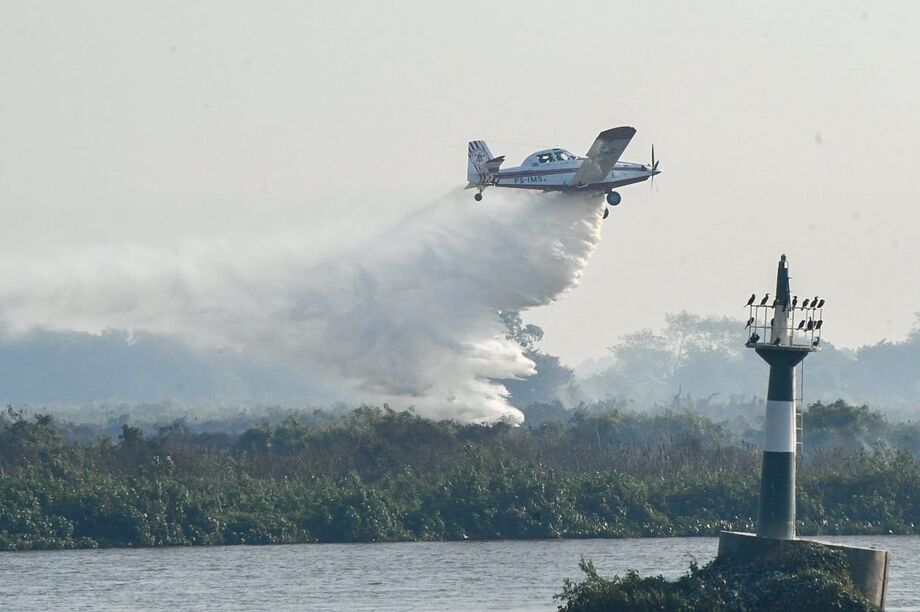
{"left": 557, "top": 544, "right": 875, "bottom": 612}
{"left": 0, "top": 406, "right": 917, "bottom": 549}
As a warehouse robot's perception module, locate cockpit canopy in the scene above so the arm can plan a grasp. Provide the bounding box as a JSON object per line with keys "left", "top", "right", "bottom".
{"left": 523, "top": 148, "right": 579, "bottom": 166}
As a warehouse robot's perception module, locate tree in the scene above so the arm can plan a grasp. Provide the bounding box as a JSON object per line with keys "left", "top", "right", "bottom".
{"left": 498, "top": 311, "right": 576, "bottom": 413}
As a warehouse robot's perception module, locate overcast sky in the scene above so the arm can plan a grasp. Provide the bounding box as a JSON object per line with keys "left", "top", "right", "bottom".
{"left": 2, "top": 0, "right": 918, "bottom": 365}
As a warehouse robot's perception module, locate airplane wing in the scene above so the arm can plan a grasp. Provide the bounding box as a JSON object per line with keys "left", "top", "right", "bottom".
{"left": 570, "top": 126, "right": 637, "bottom": 186}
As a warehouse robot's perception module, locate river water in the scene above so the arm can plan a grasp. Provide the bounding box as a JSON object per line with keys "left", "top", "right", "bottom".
{"left": 0, "top": 536, "right": 916, "bottom": 611}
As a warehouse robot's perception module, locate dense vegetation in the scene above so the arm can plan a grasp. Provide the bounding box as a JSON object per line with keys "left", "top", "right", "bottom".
{"left": 556, "top": 542, "right": 875, "bottom": 612}
{"left": 1, "top": 401, "right": 917, "bottom": 550}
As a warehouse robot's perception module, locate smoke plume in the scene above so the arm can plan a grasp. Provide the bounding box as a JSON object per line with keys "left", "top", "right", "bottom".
{"left": 0, "top": 190, "right": 605, "bottom": 422}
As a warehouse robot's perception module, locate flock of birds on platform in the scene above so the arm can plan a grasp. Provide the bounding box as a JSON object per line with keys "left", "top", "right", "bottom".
{"left": 743, "top": 293, "right": 824, "bottom": 347}
{"left": 744, "top": 293, "right": 825, "bottom": 310}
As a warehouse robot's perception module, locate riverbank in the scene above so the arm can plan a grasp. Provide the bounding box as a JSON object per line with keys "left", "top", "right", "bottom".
{"left": 2, "top": 407, "right": 918, "bottom": 551}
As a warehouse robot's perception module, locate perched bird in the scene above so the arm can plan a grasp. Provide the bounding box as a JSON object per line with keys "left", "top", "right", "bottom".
{"left": 745, "top": 293, "right": 756, "bottom": 307}
{"left": 815, "top": 320, "right": 823, "bottom": 330}
{"left": 745, "top": 317, "right": 754, "bottom": 329}
{"left": 806, "top": 319, "right": 815, "bottom": 331}
{"left": 773, "top": 336, "right": 781, "bottom": 345}
{"left": 771, "top": 297, "right": 779, "bottom": 308}
{"left": 797, "top": 320, "right": 806, "bottom": 330}
{"left": 759, "top": 293, "right": 770, "bottom": 306}
{"left": 801, "top": 298, "right": 811, "bottom": 309}
{"left": 770, "top": 318, "right": 774, "bottom": 327}
{"left": 812, "top": 338, "right": 821, "bottom": 347}
{"left": 816, "top": 298, "right": 825, "bottom": 309}
{"left": 791, "top": 296, "right": 798, "bottom": 309}
{"left": 811, "top": 296, "right": 819, "bottom": 308}
{"left": 749, "top": 333, "right": 760, "bottom": 344}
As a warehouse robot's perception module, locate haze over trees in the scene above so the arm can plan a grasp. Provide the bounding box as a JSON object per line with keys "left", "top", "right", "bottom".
{"left": 526, "top": 311, "right": 920, "bottom": 422}
{"left": 2, "top": 311, "right": 917, "bottom": 424}
{"left": 0, "top": 329, "right": 336, "bottom": 406}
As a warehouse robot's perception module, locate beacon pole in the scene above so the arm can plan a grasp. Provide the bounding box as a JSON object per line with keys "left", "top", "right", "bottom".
{"left": 746, "top": 255, "right": 819, "bottom": 540}
{"left": 723, "top": 262, "right": 887, "bottom": 608}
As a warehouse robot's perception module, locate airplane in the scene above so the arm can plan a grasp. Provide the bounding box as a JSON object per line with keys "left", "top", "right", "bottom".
{"left": 466, "top": 126, "right": 660, "bottom": 218}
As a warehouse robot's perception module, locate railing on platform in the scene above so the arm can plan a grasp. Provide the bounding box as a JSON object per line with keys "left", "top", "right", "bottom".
{"left": 744, "top": 301, "right": 824, "bottom": 348}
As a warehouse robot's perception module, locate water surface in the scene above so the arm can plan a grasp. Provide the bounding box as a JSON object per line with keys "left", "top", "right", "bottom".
{"left": 1, "top": 536, "right": 915, "bottom": 611}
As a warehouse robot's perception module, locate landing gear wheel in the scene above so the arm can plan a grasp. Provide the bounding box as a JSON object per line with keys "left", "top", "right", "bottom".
{"left": 603, "top": 207, "right": 610, "bottom": 220}
{"left": 474, "top": 193, "right": 483, "bottom": 202}
{"left": 606, "top": 191, "right": 621, "bottom": 206}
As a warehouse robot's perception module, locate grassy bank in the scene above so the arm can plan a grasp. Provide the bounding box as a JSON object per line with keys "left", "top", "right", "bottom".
{"left": 1, "top": 405, "right": 918, "bottom": 550}
{"left": 556, "top": 542, "right": 876, "bottom": 611}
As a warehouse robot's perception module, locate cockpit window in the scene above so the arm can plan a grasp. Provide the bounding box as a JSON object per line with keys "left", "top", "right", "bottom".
{"left": 537, "top": 153, "right": 553, "bottom": 164}
{"left": 555, "top": 151, "right": 575, "bottom": 161}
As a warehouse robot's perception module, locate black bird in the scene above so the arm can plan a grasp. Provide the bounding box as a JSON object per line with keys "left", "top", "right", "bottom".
{"left": 791, "top": 296, "right": 798, "bottom": 309}
{"left": 773, "top": 336, "right": 781, "bottom": 345}
{"left": 806, "top": 319, "right": 815, "bottom": 331}
{"left": 745, "top": 317, "right": 754, "bottom": 329}
{"left": 797, "top": 320, "right": 806, "bottom": 330}
{"left": 759, "top": 293, "right": 770, "bottom": 306}
{"left": 812, "top": 338, "right": 821, "bottom": 347}
{"left": 745, "top": 293, "right": 756, "bottom": 307}
{"left": 816, "top": 298, "right": 825, "bottom": 309}
{"left": 811, "top": 296, "right": 819, "bottom": 308}
{"left": 801, "top": 298, "right": 811, "bottom": 309}
{"left": 771, "top": 297, "right": 779, "bottom": 308}
{"left": 770, "top": 318, "right": 774, "bottom": 327}
{"left": 815, "top": 320, "right": 823, "bottom": 330}
{"left": 749, "top": 333, "right": 760, "bottom": 344}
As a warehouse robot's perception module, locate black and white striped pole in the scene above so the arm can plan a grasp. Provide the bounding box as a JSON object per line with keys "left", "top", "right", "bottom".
{"left": 721, "top": 262, "right": 887, "bottom": 606}
{"left": 745, "top": 254, "right": 820, "bottom": 540}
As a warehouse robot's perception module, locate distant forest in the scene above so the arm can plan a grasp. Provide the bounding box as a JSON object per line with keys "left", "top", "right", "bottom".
{"left": 3, "top": 312, "right": 916, "bottom": 552}
{"left": 1, "top": 312, "right": 918, "bottom": 425}
{"left": 503, "top": 311, "right": 920, "bottom": 423}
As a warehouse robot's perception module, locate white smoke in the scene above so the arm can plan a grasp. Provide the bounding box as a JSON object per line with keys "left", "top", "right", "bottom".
{"left": 0, "top": 189, "right": 605, "bottom": 423}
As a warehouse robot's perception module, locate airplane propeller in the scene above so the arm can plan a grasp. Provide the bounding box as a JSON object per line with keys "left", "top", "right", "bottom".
{"left": 649, "top": 145, "right": 660, "bottom": 192}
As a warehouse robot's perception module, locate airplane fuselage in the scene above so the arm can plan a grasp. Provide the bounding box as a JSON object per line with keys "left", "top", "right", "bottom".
{"left": 491, "top": 159, "right": 655, "bottom": 194}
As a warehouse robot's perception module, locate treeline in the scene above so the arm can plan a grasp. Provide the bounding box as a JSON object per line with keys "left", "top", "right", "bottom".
{"left": 2, "top": 311, "right": 917, "bottom": 424}
{"left": 1, "top": 402, "right": 918, "bottom": 550}
{"left": 573, "top": 312, "right": 920, "bottom": 420}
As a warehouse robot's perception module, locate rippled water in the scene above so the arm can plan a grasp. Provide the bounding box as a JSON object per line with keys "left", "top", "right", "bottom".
{"left": 0, "top": 536, "right": 915, "bottom": 611}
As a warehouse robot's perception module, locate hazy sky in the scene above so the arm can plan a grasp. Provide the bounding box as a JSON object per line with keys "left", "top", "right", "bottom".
{"left": 2, "top": 0, "right": 918, "bottom": 365}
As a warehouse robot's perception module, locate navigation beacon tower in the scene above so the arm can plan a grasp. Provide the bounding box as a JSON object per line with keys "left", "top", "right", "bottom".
{"left": 744, "top": 254, "right": 820, "bottom": 539}
{"left": 718, "top": 254, "right": 889, "bottom": 608}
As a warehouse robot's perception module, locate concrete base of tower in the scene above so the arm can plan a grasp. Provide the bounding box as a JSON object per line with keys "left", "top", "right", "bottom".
{"left": 717, "top": 531, "right": 890, "bottom": 608}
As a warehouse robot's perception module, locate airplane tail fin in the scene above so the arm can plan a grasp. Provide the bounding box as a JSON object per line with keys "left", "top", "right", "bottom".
{"left": 467, "top": 140, "right": 504, "bottom": 186}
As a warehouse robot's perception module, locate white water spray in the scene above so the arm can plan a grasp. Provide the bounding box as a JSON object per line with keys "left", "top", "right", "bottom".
{"left": 0, "top": 190, "right": 605, "bottom": 423}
